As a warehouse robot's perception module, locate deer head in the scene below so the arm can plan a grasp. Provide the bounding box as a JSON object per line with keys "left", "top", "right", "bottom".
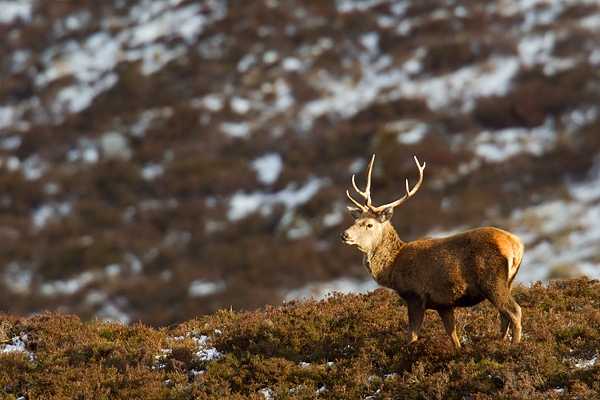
{"left": 340, "top": 155, "right": 426, "bottom": 253}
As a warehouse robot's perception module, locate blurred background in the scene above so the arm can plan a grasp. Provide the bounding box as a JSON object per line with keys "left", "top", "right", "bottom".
{"left": 0, "top": 0, "right": 599, "bottom": 326}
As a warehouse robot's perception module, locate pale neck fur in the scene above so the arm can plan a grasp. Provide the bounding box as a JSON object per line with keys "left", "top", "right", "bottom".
{"left": 364, "top": 224, "right": 404, "bottom": 288}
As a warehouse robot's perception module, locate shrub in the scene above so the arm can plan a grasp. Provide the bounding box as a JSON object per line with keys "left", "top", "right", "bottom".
{"left": 1, "top": 277, "right": 600, "bottom": 399}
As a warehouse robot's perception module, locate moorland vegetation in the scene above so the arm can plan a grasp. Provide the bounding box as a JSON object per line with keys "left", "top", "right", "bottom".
{"left": 1, "top": 277, "right": 599, "bottom": 399}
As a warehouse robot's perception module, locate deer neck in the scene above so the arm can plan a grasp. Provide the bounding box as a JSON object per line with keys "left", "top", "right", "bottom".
{"left": 364, "top": 225, "right": 404, "bottom": 287}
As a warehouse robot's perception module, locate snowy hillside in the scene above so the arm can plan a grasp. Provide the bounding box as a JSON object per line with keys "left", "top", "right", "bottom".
{"left": 1, "top": 0, "right": 600, "bottom": 325}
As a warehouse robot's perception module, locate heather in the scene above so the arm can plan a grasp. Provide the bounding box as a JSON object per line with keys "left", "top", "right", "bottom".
{"left": 2, "top": 277, "right": 599, "bottom": 399}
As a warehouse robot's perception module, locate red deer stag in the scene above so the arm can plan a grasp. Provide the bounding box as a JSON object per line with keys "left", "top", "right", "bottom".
{"left": 340, "top": 155, "right": 523, "bottom": 348}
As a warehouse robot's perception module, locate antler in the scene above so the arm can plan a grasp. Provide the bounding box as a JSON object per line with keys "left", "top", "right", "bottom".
{"left": 346, "top": 155, "right": 426, "bottom": 213}
{"left": 346, "top": 155, "right": 375, "bottom": 212}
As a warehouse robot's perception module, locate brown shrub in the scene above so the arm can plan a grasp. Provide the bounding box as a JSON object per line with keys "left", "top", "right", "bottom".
{"left": 1, "top": 278, "right": 600, "bottom": 398}
{"left": 421, "top": 40, "right": 491, "bottom": 75}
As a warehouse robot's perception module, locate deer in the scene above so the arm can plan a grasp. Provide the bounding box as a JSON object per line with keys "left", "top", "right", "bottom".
{"left": 340, "top": 155, "right": 523, "bottom": 348}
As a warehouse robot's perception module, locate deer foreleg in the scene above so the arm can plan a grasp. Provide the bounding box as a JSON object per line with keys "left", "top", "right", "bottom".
{"left": 407, "top": 299, "right": 425, "bottom": 343}
{"left": 438, "top": 307, "right": 461, "bottom": 348}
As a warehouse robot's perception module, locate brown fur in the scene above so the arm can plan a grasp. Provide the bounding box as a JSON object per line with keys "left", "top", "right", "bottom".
{"left": 342, "top": 211, "right": 523, "bottom": 348}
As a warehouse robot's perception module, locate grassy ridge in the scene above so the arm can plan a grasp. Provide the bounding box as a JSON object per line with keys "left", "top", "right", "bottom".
{"left": 1, "top": 277, "right": 599, "bottom": 399}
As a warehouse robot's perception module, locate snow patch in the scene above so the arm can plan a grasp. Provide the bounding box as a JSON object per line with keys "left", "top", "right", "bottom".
{"left": 220, "top": 122, "right": 251, "bottom": 139}
{"left": 263, "top": 50, "right": 279, "bottom": 64}
{"left": 237, "top": 54, "right": 257, "bottom": 73}
{"left": 67, "top": 139, "right": 99, "bottom": 163}
{"left": 129, "top": 3, "right": 211, "bottom": 46}
{"left": 573, "top": 355, "right": 597, "bottom": 370}
{"left": 384, "top": 120, "right": 428, "bottom": 145}
{"left": 396, "top": 57, "right": 519, "bottom": 112}
{"left": 273, "top": 78, "right": 295, "bottom": 112}
{"left": 361, "top": 32, "right": 380, "bottom": 56}
{"left": 472, "top": 118, "right": 557, "bottom": 163}
{"left": 252, "top": 153, "right": 283, "bottom": 185}
{"left": 96, "top": 298, "right": 131, "bottom": 324}
{"left": 21, "top": 154, "right": 47, "bottom": 180}
{"left": 159, "top": 332, "right": 223, "bottom": 370}
{"left": 1, "top": 333, "right": 34, "bottom": 362}
{"left": 570, "top": 174, "right": 600, "bottom": 203}
{"left": 0, "top": 1, "right": 32, "bottom": 24}
{"left": 40, "top": 271, "right": 97, "bottom": 296}
{"left": 201, "top": 94, "right": 224, "bottom": 112}
{"left": 499, "top": 0, "right": 559, "bottom": 25}
{"left": 130, "top": 107, "right": 174, "bottom": 137}
{"left": 335, "top": 0, "right": 390, "bottom": 13}
{"left": 141, "top": 163, "right": 165, "bottom": 181}
{"left": 0, "top": 106, "right": 17, "bottom": 130}
{"left": 188, "top": 280, "right": 226, "bottom": 297}
{"left": 0, "top": 135, "right": 22, "bottom": 151}
{"left": 228, "top": 178, "right": 329, "bottom": 221}
{"left": 285, "top": 277, "right": 379, "bottom": 302}
{"left": 3, "top": 262, "right": 34, "bottom": 294}
{"left": 32, "top": 202, "right": 72, "bottom": 229}
{"left": 300, "top": 55, "right": 518, "bottom": 129}
{"left": 56, "top": 73, "right": 119, "bottom": 113}
{"left": 323, "top": 208, "right": 344, "bottom": 228}
{"left": 282, "top": 57, "right": 304, "bottom": 71}
{"left": 518, "top": 32, "right": 555, "bottom": 67}
{"left": 193, "top": 334, "right": 223, "bottom": 361}
{"left": 31, "top": 0, "right": 227, "bottom": 115}
{"left": 100, "top": 132, "right": 132, "bottom": 160}
{"left": 231, "top": 96, "right": 251, "bottom": 114}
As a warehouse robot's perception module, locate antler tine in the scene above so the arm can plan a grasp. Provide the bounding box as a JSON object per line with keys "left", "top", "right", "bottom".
{"left": 350, "top": 155, "right": 375, "bottom": 204}
{"left": 404, "top": 156, "right": 426, "bottom": 197}
{"left": 346, "top": 190, "right": 367, "bottom": 212}
{"left": 347, "top": 154, "right": 376, "bottom": 211}
{"left": 367, "top": 156, "right": 426, "bottom": 213}
{"left": 364, "top": 154, "right": 375, "bottom": 203}
{"left": 350, "top": 175, "right": 365, "bottom": 200}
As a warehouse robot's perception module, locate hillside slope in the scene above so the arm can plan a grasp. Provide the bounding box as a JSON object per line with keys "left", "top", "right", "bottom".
{"left": 1, "top": 277, "right": 599, "bottom": 399}
{"left": 1, "top": 0, "right": 600, "bottom": 325}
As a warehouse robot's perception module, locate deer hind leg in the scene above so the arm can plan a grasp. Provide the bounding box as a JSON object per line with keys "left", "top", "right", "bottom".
{"left": 489, "top": 295, "right": 522, "bottom": 343}
{"left": 438, "top": 307, "right": 461, "bottom": 348}
{"left": 506, "top": 299, "right": 522, "bottom": 343}
{"left": 406, "top": 299, "right": 426, "bottom": 343}
{"left": 499, "top": 312, "right": 510, "bottom": 340}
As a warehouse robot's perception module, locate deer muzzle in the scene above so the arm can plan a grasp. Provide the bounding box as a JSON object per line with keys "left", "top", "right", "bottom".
{"left": 340, "top": 231, "right": 353, "bottom": 245}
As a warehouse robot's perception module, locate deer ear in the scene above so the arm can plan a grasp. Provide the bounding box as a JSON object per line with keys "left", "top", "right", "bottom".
{"left": 347, "top": 206, "right": 363, "bottom": 220}
{"left": 376, "top": 207, "right": 394, "bottom": 223}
